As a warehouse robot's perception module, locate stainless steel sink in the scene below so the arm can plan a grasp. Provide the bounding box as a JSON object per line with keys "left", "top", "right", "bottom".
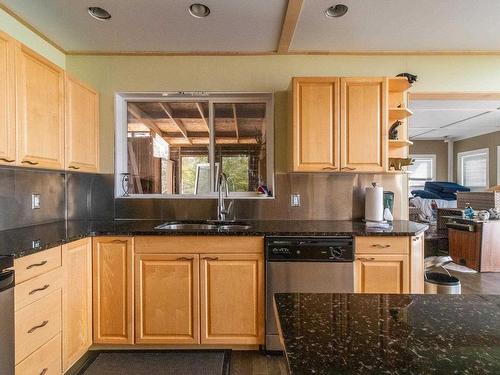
{"left": 155, "top": 223, "right": 218, "bottom": 230}
{"left": 218, "top": 224, "right": 252, "bottom": 230}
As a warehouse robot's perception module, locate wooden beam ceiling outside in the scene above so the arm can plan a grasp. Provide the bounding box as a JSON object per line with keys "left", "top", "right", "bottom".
{"left": 277, "top": 0, "right": 304, "bottom": 53}
{"left": 158, "top": 102, "right": 193, "bottom": 144}
{"left": 195, "top": 102, "right": 210, "bottom": 133}
{"left": 232, "top": 104, "right": 240, "bottom": 142}
{"left": 127, "top": 103, "right": 169, "bottom": 144}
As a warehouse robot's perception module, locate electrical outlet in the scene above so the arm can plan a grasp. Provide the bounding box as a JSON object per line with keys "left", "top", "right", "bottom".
{"left": 291, "top": 194, "right": 301, "bottom": 207}
{"left": 31, "top": 194, "right": 41, "bottom": 209}
{"left": 32, "top": 239, "right": 41, "bottom": 249}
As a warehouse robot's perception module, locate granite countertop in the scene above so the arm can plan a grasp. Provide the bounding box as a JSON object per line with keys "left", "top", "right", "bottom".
{"left": 0, "top": 219, "right": 428, "bottom": 258}
{"left": 274, "top": 293, "right": 500, "bottom": 375}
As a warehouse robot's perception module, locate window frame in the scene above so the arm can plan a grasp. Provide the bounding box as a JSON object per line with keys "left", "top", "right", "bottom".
{"left": 115, "top": 92, "right": 274, "bottom": 199}
{"left": 409, "top": 154, "right": 436, "bottom": 190}
{"left": 457, "top": 148, "right": 489, "bottom": 190}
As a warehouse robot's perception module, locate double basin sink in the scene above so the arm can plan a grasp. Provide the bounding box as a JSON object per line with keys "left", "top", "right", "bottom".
{"left": 155, "top": 221, "right": 252, "bottom": 231}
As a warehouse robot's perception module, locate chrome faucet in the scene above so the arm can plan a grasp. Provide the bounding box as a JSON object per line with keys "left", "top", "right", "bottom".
{"left": 217, "top": 173, "right": 232, "bottom": 221}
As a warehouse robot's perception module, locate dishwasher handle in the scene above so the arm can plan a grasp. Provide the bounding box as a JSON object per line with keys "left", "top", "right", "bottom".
{"left": 446, "top": 222, "right": 476, "bottom": 232}
{"left": 0, "top": 269, "right": 14, "bottom": 292}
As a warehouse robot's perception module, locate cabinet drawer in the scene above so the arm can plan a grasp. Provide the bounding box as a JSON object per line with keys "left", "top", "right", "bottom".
{"left": 15, "top": 267, "right": 62, "bottom": 311}
{"left": 15, "top": 333, "right": 61, "bottom": 375}
{"left": 14, "top": 247, "right": 62, "bottom": 284}
{"left": 356, "top": 236, "right": 409, "bottom": 254}
{"left": 15, "top": 289, "right": 62, "bottom": 363}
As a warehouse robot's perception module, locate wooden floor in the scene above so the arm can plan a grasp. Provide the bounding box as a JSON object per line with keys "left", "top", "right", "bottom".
{"left": 230, "top": 272, "right": 500, "bottom": 374}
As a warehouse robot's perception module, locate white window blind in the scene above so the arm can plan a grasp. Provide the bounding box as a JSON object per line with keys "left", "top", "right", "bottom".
{"left": 458, "top": 149, "right": 489, "bottom": 189}
{"left": 409, "top": 155, "right": 436, "bottom": 190}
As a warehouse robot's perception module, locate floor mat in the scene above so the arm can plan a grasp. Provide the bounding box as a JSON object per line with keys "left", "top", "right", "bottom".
{"left": 81, "top": 350, "right": 231, "bottom": 375}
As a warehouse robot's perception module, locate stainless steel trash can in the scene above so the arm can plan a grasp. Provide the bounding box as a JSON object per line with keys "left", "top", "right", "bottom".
{"left": 424, "top": 272, "right": 461, "bottom": 294}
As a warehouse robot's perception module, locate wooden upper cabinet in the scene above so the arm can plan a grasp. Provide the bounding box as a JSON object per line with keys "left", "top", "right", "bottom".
{"left": 62, "top": 238, "right": 92, "bottom": 371}
{"left": 355, "top": 254, "right": 409, "bottom": 294}
{"left": 200, "top": 253, "right": 264, "bottom": 345}
{"left": 0, "top": 31, "right": 16, "bottom": 166}
{"left": 65, "top": 75, "right": 99, "bottom": 172}
{"left": 15, "top": 43, "right": 65, "bottom": 169}
{"left": 293, "top": 77, "right": 340, "bottom": 172}
{"left": 135, "top": 254, "right": 199, "bottom": 344}
{"left": 93, "top": 237, "right": 134, "bottom": 344}
{"left": 340, "top": 77, "right": 388, "bottom": 172}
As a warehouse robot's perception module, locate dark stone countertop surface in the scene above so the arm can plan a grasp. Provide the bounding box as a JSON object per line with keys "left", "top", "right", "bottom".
{"left": 0, "top": 219, "right": 428, "bottom": 258}
{"left": 274, "top": 293, "right": 500, "bottom": 375}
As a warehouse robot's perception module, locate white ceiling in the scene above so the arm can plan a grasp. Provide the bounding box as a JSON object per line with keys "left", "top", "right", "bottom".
{"left": 3, "top": 0, "right": 500, "bottom": 53}
{"left": 408, "top": 99, "right": 500, "bottom": 141}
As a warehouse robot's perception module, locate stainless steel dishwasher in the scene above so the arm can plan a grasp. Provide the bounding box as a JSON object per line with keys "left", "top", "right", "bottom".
{"left": 0, "top": 255, "right": 14, "bottom": 375}
{"left": 265, "top": 236, "right": 354, "bottom": 351}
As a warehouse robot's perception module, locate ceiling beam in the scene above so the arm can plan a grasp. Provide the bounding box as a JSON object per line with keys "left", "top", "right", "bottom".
{"left": 158, "top": 102, "right": 193, "bottom": 144}
{"left": 195, "top": 103, "right": 210, "bottom": 133}
{"left": 232, "top": 104, "right": 240, "bottom": 143}
{"left": 277, "top": 0, "right": 304, "bottom": 53}
{"left": 127, "top": 103, "right": 169, "bottom": 144}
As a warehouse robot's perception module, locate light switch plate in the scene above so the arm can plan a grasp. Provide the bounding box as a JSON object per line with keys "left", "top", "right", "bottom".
{"left": 291, "top": 194, "right": 301, "bottom": 207}
{"left": 31, "top": 194, "right": 41, "bottom": 209}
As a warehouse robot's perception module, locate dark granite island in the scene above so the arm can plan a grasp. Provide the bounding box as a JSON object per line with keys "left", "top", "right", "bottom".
{"left": 274, "top": 293, "right": 500, "bottom": 374}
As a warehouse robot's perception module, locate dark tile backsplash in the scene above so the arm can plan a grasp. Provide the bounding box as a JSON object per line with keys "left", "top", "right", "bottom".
{"left": 0, "top": 166, "right": 114, "bottom": 231}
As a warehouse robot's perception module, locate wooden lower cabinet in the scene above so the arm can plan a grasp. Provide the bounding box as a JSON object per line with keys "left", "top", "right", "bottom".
{"left": 410, "top": 235, "right": 425, "bottom": 294}
{"left": 62, "top": 238, "right": 92, "bottom": 371}
{"left": 135, "top": 254, "right": 199, "bottom": 344}
{"left": 93, "top": 237, "right": 134, "bottom": 344}
{"left": 200, "top": 253, "right": 264, "bottom": 345}
{"left": 15, "top": 333, "right": 61, "bottom": 375}
{"left": 355, "top": 254, "right": 409, "bottom": 294}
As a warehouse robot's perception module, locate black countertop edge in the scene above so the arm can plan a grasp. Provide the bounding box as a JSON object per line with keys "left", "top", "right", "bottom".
{"left": 0, "top": 219, "right": 428, "bottom": 259}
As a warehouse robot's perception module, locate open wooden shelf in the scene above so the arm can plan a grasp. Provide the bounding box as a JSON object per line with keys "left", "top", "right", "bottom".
{"left": 389, "top": 139, "right": 413, "bottom": 147}
{"left": 389, "top": 77, "right": 412, "bottom": 92}
{"left": 389, "top": 107, "right": 413, "bottom": 121}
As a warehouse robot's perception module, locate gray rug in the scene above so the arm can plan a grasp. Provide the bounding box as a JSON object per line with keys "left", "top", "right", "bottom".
{"left": 82, "top": 351, "right": 231, "bottom": 375}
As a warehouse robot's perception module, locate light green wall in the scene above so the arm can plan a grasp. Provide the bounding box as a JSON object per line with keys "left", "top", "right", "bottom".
{"left": 66, "top": 54, "right": 500, "bottom": 173}
{"left": 0, "top": 8, "right": 65, "bottom": 67}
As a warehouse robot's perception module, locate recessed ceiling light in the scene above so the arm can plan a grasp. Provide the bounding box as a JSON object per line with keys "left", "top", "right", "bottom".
{"left": 189, "top": 3, "right": 211, "bottom": 18}
{"left": 88, "top": 7, "right": 111, "bottom": 21}
{"left": 325, "top": 4, "right": 348, "bottom": 18}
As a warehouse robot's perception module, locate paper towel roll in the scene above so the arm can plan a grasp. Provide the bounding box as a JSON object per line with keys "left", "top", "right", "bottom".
{"left": 365, "top": 183, "right": 384, "bottom": 222}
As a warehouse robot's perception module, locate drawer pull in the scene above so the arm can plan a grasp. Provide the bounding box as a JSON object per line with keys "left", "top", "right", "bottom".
{"left": 28, "top": 320, "right": 48, "bottom": 334}
{"left": 68, "top": 165, "right": 81, "bottom": 169}
{"left": 371, "top": 244, "right": 391, "bottom": 249}
{"left": 322, "top": 166, "right": 338, "bottom": 171}
{"left": 357, "top": 257, "right": 376, "bottom": 261}
{"left": 29, "top": 284, "right": 50, "bottom": 295}
{"left": 176, "top": 257, "right": 193, "bottom": 261}
{"left": 26, "top": 260, "right": 47, "bottom": 269}
{"left": 21, "top": 159, "right": 39, "bottom": 165}
{"left": 0, "top": 157, "right": 15, "bottom": 163}
{"left": 40, "top": 368, "right": 48, "bottom": 375}
{"left": 341, "top": 167, "right": 356, "bottom": 171}
{"left": 202, "top": 257, "right": 219, "bottom": 261}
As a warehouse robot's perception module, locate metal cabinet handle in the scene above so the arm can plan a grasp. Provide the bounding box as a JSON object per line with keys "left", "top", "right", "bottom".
{"left": 341, "top": 167, "right": 356, "bottom": 171}
{"left": 0, "top": 157, "right": 15, "bottom": 163}
{"left": 39, "top": 369, "right": 48, "bottom": 375}
{"left": 202, "top": 257, "right": 219, "bottom": 261}
{"left": 21, "top": 159, "right": 39, "bottom": 165}
{"left": 176, "top": 257, "right": 193, "bottom": 261}
{"left": 371, "top": 244, "right": 391, "bottom": 248}
{"left": 322, "top": 166, "right": 338, "bottom": 171}
{"left": 357, "top": 257, "right": 376, "bottom": 261}
{"left": 28, "top": 320, "right": 48, "bottom": 333}
{"left": 29, "top": 284, "right": 50, "bottom": 295}
{"left": 26, "top": 260, "right": 47, "bottom": 269}
{"left": 68, "top": 165, "right": 80, "bottom": 170}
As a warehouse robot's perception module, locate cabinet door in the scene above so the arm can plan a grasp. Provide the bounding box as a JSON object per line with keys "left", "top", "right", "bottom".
{"left": 93, "top": 237, "right": 134, "bottom": 344}
{"left": 62, "top": 238, "right": 92, "bottom": 371}
{"left": 135, "top": 254, "right": 199, "bottom": 344}
{"left": 410, "top": 235, "right": 424, "bottom": 294}
{"left": 65, "top": 75, "right": 99, "bottom": 172}
{"left": 0, "top": 31, "right": 16, "bottom": 166}
{"left": 340, "top": 77, "right": 387, "bottom": 172}
{"left": 16, "top": 44, "right": 64, "bottom": 169}
{"left": 293, "top": 77, "right": 340, "bottom": 172}
{"left": 355, "top": 254, "right": 409, "bottom": 293}
{"left": 200, "top": 253, "right": 264, "bottom": 345}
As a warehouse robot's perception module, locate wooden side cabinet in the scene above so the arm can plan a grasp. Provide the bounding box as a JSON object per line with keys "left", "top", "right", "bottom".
{"left": 0, "top": 31, "right": 16, "bottom": 166}
{"left": 62, "top": 238, "right": 92, "bottom": 371}
{"left": 135, "top": 254, "right": 200, "bottom": 344}
{"left": 410, "top": 235, "right": 425, "bottom": 293}
{"left": 200, "top": 253, "right": 264, "bottom": 345}
{"left": 93, "top": 237, "right": 134, "bottom": 344}
{"left": 15, "top": 43, "right": 65, "bottom": 169}
{"left": 355, "top": 254, "right": 409, "bottom": 294}
{"left": 340, "top": 77, "right": 387, "bottom": 172}
{"left": 292, "top": 77, "right": 340, "bottom": 172}
{"left": 65, "top": 75, "right": 99, "bottom": 172}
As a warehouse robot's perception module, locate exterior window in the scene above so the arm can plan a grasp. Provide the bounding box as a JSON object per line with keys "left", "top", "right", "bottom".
{"left": 458, "top": 148, "right": 489, "bottom": 190}
{"left": 115, "top": 92, "right": 274, "bottom": 198}
{"left": 409, "top": 155, "right": 436, "bottom": 190}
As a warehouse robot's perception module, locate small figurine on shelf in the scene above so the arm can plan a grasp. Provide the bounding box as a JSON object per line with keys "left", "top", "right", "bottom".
{"left": 463, "top": 203, "right": 474, "bottom": 220}
{"left": 389, "top": 120, "right": 402, "bottom": 140}
{"left": 389, "top": 157, "right": 414, "bottom": 171}
{"left": 396, "top": 72, "right": 418, "bottom": 84}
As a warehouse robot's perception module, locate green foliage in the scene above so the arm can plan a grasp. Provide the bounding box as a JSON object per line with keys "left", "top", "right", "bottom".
{"left": 222, "top": 156, "right": 249, "bottom": 192}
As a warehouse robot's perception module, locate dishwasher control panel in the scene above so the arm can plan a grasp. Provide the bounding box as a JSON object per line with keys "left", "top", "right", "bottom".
{"left": 266, "top": 237, "right": 353, "bottom": 262}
